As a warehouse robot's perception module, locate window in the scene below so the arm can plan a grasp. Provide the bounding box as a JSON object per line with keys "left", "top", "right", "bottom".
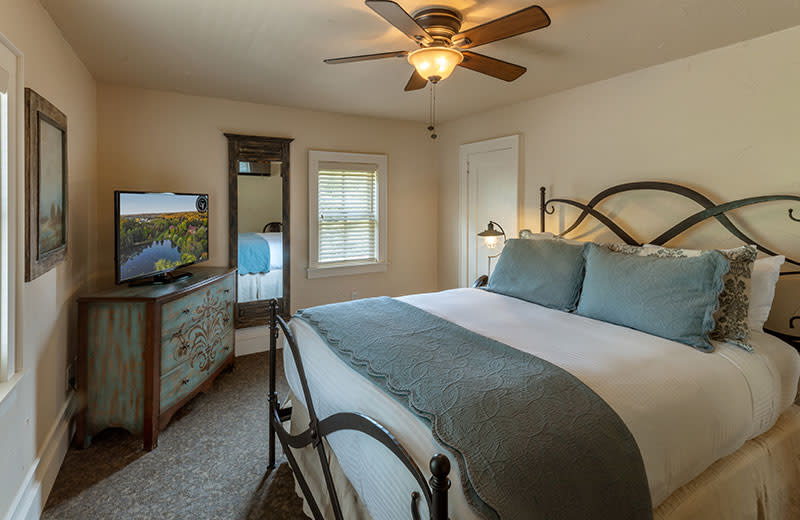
{"left": 308, "top": 151, "right": 387, "bottom": 278}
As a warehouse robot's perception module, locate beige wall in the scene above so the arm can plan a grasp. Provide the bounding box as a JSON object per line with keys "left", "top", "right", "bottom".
{"left": 237, "top": 174, "right": 282, "bottom": 233}
{"left": 97, "top": 85, "right": 438, "bottom": 310}
{"left": 0, "top": 0, "right": 97, "bottom": 516}
{"left": 436, "top": 25, "right": 800, "bottom": 329}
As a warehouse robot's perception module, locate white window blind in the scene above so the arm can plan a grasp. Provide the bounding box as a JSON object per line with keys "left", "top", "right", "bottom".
{"left": 317, "top": 161, "right": 379, "bottom": 264}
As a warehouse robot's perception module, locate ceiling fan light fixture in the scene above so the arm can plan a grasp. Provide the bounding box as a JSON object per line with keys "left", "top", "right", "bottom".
{"left": 408, "top": 47, "right": 463, "bottom": 83}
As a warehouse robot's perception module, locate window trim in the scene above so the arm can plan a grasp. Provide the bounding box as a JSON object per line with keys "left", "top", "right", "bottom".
{"left": 0, "top": 32, "right": 22, "bottom": 400}
{"left": 308, "top": 150, "right": 388, "bottom": 279}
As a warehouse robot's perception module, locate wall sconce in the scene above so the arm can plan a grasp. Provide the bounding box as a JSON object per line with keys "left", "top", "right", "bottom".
{"left": 477, "top": 221, "right": 506, "bottom": 276}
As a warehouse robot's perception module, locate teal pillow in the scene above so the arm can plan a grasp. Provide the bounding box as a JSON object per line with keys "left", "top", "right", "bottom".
{"left": 487, "top": 239, "right": 587, "bottom": 311}
{"left": 577, "top": 244, "right": 730, "bottom": 351}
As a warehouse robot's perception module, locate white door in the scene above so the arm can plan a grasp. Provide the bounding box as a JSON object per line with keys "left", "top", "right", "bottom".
{"left": 459, "top": 135, "right": 519, "bottom": 287}
{"left": 0, "top": 34, "right": 19, "bottom": 381}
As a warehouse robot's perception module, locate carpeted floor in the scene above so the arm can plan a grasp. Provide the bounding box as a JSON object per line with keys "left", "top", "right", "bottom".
{"left": 44, "top": 353, "right": 308, "bottom": 520}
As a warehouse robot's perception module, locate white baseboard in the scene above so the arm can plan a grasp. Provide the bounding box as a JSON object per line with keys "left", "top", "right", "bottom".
{"left": 3, "top": 393, "right": 75, "bottom": 520}
{"left": 235, "top": 326, "right": 281, "bottom": 357}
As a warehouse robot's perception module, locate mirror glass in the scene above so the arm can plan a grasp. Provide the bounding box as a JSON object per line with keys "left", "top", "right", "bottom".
{"left": 236, "top": 160, "right": 283, "bottom": 304}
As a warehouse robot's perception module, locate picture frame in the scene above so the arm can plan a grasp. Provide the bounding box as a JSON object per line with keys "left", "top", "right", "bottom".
{"left": 25, "top": 88, "right": 68, "bottom": 281}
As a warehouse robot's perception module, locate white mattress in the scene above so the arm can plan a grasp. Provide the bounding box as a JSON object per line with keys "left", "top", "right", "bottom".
{"left": 237, "top": 269, "right": 282, "bottom": 302}
{"left": 283, "top": 288, "right": 800, "bottom": 519}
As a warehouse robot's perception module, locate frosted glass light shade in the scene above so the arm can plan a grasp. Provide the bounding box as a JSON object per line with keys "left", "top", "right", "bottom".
{"left": 478, "top": 221, "right": 506, "bottom": 249}
{"left": 407, "top": 47, "right": 463, "bottom": 82}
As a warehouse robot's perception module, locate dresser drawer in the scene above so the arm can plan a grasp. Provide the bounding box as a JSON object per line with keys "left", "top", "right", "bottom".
{"left": 160, "top": 327, "right": 233, "bottom": 411}
{"left": 161, "top": 275, "right": 234, "bottom": 374}
{"left": 161, "top": 275, "right": 234, "bottom": 338}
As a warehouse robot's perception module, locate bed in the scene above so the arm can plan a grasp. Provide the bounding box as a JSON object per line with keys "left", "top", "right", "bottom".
{"left": 267, "top": 182, "right": 800, "bottom": 520}
{"left": 285, "top": 291, "right": 800, "bottom": 519}
{"left": 237, "top": 232, "right": 282, "bottom": 303}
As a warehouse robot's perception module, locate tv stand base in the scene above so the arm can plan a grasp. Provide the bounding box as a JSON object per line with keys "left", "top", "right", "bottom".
{"left": 129, "top": 270, "right": 192, "bottom": 287}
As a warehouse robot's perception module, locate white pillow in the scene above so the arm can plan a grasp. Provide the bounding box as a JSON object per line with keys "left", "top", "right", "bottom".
{"left": 519, "top": 230, "right": 555, "bottom": 240}
{"left": 519, "top": 229, "right": 585, "bottom": 245}
{"left": 748, "top": 255, "right": 785, "bottom": 330}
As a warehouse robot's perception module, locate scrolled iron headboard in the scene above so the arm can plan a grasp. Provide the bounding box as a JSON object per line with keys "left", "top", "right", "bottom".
{"left": 538, "top": 182, "right": 800, "bottom": 350}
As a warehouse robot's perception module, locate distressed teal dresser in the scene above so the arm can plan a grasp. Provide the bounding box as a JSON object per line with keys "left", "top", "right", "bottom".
{"left": 76, "top": 267, "right": 236, "bottom": 451}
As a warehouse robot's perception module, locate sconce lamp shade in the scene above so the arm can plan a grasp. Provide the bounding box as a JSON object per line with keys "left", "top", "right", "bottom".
{"left": 477, "top": 222, "right": 505, "bottom": 238}
{"left": 477, "top": 221, "right": 507, "bottom": 249}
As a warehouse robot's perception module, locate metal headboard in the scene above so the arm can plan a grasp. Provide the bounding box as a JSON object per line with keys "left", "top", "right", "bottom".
{"left": 538, "top": 182, "right": 800, "bottom": 350}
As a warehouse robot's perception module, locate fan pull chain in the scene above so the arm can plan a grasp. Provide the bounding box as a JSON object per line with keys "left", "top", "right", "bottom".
{"left": 427, "top": 83, "right": 438, "bottom": 140}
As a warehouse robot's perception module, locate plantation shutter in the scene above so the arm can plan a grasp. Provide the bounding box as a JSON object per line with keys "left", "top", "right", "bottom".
{"left": 317, "top": 161, "right": 379, "bottom": 264}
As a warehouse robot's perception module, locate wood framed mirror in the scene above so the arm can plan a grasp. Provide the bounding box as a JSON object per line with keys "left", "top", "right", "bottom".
{"left": 226, "top": 134, "right": 292, "bottom": 327}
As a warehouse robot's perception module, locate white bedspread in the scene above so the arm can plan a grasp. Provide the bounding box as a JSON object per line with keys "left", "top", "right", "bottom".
{"left": 237, "top": 232, "right": 283, "bottom": 303}
{"left": 258, "top": 232, "right": 283, "bottom": 270}
{"left": 238, "top": 269, "right": 282, "bottom": 303}
{"left": 283, "top": 288, "right": 800, "bottom": 519}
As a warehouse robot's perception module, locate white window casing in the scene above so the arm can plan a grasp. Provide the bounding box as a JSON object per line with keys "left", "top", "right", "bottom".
{"left": 0, "top": 32, "right": 22, "bottom": 400}
{"left": 308, "top": 151, "right": 387, "bottom": 279}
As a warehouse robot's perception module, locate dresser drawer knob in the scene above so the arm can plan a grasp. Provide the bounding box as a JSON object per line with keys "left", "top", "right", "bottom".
{"left": 223, "top": 346, "right": 230, "bottom": 352}
{"left": 181, "top": 377, "right": 190, "bottom": 385}
{"left": 182, "top": 308, "right": 191, "bottom": 315}
{"left": 223, "top": 289, "right": 231, "bottom": 294}
{"left": 222, "top": 316, "right": 230, "bottom": 325}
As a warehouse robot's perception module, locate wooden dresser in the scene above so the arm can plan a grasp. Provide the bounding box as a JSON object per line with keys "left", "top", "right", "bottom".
{"left": 76, "top": 267, "right": 236, "bottom": 450}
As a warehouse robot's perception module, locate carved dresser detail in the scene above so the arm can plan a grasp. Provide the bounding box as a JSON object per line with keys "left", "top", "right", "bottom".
{"left": 76, "top": 267, "right": 236, "bottom": 451}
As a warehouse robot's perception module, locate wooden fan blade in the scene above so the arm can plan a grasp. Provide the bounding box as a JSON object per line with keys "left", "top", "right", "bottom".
{"left": 324, "top": 51, "right": 409, "bottom": 64}
{"left": 404, "top": 70, "right": 428, "bottom": 91}
{"left": 458, "top": 51, "right": 526, "bottom": 81}
{"left": 454, "top": 5, "right": 550, "bottom": 50}
{"left": 366, "top": 0, "right": 434, "bottom": 45}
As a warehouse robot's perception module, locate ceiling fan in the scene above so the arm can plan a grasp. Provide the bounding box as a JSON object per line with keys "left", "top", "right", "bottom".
{"left": 324, "top": 0, "right": 551, "bottom": 91}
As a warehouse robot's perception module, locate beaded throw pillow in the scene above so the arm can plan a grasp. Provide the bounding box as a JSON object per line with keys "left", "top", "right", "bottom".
{"left": 605, "top": 244, "right": 758, "bottom": 351}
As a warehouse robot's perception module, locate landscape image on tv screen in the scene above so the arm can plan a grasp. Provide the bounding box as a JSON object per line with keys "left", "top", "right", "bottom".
{"left": 117, "top": 192, "right": 209, "bottom": 282}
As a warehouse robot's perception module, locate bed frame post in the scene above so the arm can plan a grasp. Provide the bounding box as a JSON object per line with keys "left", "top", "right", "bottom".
{"left": 268, "top": 299, "right": 278, "bottom": 470}
{"left": 267, "top": 303, "right": 454, "bottom": 519}
{"left": 429, "top": 454, "right": 451, "bottom": 520}
{"left": 540, "top": 186, "right": 547, "bottom": 233}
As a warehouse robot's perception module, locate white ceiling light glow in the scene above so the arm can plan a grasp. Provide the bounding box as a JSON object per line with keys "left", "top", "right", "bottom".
{"left": 407, "top": 47, "right": 463, "bottom": 83}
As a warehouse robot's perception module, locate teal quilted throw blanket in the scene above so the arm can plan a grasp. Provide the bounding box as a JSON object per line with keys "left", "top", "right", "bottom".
{"left": 296, "top": 297, "right": 652, "bottom": 520}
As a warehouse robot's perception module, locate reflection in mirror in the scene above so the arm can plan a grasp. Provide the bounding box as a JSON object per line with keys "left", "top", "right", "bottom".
{"left": 237, "top": 161, "right": 283, "bottom": 304}
{"left": 238, "top": 160, "right": 274, "bottom": 175}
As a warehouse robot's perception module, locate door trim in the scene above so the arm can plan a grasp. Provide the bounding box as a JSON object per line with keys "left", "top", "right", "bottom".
{"left": 458, "top": 135, "right": 520, "bottom": 288}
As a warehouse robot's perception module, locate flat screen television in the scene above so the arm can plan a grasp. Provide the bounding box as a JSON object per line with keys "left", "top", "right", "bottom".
{"left": 115, "top": 191, "right": 209, "bottom": 284}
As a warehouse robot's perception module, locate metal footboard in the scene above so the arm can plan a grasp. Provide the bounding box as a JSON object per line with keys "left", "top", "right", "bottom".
{"left": 267, "top": 300, "right": 451, "bottom": 520}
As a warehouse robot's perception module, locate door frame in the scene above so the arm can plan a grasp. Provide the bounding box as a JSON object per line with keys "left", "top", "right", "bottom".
{"left": 458, "top": 135, "right": 520, "bottom": 288}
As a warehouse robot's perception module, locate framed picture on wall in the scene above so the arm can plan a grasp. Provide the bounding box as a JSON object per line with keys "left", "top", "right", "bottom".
{"left": 25, "top": 88, "right": 68, "bottom": 281}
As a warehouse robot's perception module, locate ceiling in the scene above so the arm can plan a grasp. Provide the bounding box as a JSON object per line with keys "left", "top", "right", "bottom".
{"left": 42, "top": 0, "right": 800, "bottom": 122}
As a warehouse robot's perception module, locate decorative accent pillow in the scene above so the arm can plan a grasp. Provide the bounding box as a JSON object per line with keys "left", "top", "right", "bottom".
{"left": 605, "top": 243, "right": 757, "bottom": 350}
{"left": 748, "top": 255, "right": 785, "bottom": 330}
{"left": 487, "top": 238, "right": 587, "bottom": 311}
{"left": 578, "top": 244, "right": 730, "bottom": 351}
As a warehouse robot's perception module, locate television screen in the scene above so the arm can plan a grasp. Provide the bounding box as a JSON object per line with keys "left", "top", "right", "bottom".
{"left": 115, "top": 191, "right": 209, "bottom": 283}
